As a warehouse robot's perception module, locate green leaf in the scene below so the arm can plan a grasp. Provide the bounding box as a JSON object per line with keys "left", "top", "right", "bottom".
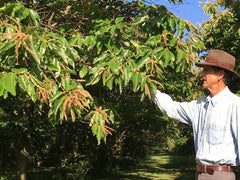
{"left": 93, "top": 53, "right": 109, "bottom": 64}
{"left": 115, "top": 77, "right": 123, "bottom": 93}
{"left": 53, "top": 95, "right": 65, "bottom": 118}
{"left": 69, "top": 36, "right": 78, "bottom": 45}
{"left": 27, "top": 82, "right": 36, "bottom": 101}
{"left": 61, "top": 76, "right": 70, "bottom": 90}
{"left": 130, "top": 40, "right": 140, "bottom": 53}
{"left": 110, "top": 25, "right": 116, "bottom": 35}
{"left": 88, "top": 74, "right": 101, "bottom": 86}
{"left": 169, "top": 17, "right": 176, "bottom": 31}
{"left": 115, "top": 17, "right": 124, "bottom": 24}
{"left": 123, "top": 66, "right": 132, "bottom": 87}
{"left": 46, "top": 64, "right": 59, "bottom": 72}
{"left": 140, "top": 74, "right": 146, "bottom": 91}
{"left": 97, "top": 126, "right": 104, "bottom": 145}
{"left": 62, "top": 68, "right": 77, "bottom": 75}
{"left": 164, "top": 49, "right": 175, "bottom": 67}
{"left": 177, "top": 20, "right": 186, "bottom": 37}
{"left": 0, "top": 81, "right": 4, "bottom": 96}
{"left": 79, "top": 66, "right": 88, "bottom": 78}
{"left": 105, "top": 76, "right": 114, "bottom": 90}
{"left": 136, "top": 56, "right": 150, "bottom": 70}
{"left": 4, "top": 74, "right": 16, "bottom": 96}
{"left": 15, "top": 5, "right": 29, "bottom": 21}
{"left": 17, "top": 75, "right": 27, "bottom": 91}
{"left": 29, "top": 9, "right": 40, "bottom": 26}
{"left": 11, "top": 68, "right": 27, "bottom": 73}
{"left": 0, "top": 41, "right": 14, "bottom": 53}
{"left": 109, "top": 61, "right": 120, "bottom": 75}
{"left": 177, "top": 49, "right": 185, "bottom": 62}
{"left": 27, "top": 36, "right": 41, "bottom": 65}
{"left": 40, "top": 41, "right": 47, "bottom": 55}
{"left": 30, "top": 75, "right": 42, "bottom": 88}
{"left": 50, "top": 91, "right": 64, "bottom": 103}
{"left": 131, "top": 72, "right": 139, "bottom": 92}
{"left": 92, "top": 124, "right": 98, "bottom": 135}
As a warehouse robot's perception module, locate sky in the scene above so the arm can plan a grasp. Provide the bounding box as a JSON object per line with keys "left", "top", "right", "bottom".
{"left": 148, "top": 0, "right": 210, "bottom": 27}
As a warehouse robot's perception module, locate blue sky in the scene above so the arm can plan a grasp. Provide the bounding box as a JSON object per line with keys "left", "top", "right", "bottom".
{"left": 149, "top": 0, "right": 210, "bottom": 26}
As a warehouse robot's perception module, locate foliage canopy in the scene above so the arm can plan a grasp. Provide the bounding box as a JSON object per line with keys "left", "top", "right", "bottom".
{"left": 0, "top": 0, "right": 204, "bottom": 144}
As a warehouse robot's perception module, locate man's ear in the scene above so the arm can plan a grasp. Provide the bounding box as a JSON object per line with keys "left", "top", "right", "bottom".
{"left": 218, "top": 70, "right": 225, "bottom": 80}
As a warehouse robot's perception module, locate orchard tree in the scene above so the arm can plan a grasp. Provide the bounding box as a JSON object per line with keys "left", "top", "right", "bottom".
{"left": 0, "top": 0, "right": 204, "bottom": 178}
{"left": 0, "top": 0, "right": 204, "bottom": 144}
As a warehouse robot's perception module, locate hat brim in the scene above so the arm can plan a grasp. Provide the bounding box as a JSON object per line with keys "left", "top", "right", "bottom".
{"left": 195, "top": 62, "right": 240, "bottom": 79}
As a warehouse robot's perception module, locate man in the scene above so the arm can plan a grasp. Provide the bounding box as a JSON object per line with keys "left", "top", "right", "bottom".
{"left": 151, "top": 49, "right": 240, "bottom": 180}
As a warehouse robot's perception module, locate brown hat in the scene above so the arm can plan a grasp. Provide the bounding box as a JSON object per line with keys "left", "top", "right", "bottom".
{"left": 195, "top": 49, "right": 240, "bottom": 78}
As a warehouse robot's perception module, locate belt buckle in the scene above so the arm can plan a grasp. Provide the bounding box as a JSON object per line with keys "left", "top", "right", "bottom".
{"left": 206, "top": 167, "right": 214, "bottom": 175}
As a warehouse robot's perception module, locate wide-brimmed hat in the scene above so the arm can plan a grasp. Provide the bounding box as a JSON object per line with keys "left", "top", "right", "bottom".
{"left": 195, "top": 49, "right": 240, "bottom": 78}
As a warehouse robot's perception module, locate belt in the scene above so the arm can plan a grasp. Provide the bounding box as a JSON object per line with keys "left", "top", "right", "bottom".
{"left": 196, "top": 165, "right": 233, "bottom": 175}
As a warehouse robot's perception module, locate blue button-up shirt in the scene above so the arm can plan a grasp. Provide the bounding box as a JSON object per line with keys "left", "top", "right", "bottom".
{"left": 152, "top": 87, "right": 240, "bottom": 166}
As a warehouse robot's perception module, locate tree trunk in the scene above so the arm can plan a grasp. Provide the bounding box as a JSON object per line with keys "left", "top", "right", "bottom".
{"left": 17, "top": 148, "right": 29, "bottom": 180}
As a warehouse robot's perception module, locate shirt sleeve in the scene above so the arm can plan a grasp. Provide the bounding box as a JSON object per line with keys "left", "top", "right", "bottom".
{"left": 230, "top": 99, "right": 240, "bottom": 165}
{"left": 151, "top": 89, "right": 197, "bottom": 124}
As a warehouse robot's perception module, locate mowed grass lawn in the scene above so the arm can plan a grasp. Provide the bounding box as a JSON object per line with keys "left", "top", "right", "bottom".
{"left": 114, "top": 153, "right": 240, "bottom": 180}
{"left": 114, "top": 152, "right": 196, "bottom": 180}
{"left": 11, "top": 152, "right": 240, "bottom": 179}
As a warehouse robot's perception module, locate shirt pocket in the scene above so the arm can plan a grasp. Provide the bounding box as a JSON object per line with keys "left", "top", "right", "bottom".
{"left": 206, "top": 123, "right": 225, "bottom": 145}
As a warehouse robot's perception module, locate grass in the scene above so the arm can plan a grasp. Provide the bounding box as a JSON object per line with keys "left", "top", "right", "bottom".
{"left": 21, "top": 152, "right": 196, "bottom": 180}
{"left": 7, "top": 152, "right": 240, "bottom": 179}
{"left": 113, "top": 152, "right": 196, "bottom": 180}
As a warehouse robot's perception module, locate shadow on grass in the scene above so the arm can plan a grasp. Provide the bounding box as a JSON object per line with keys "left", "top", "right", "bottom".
{"left": 20, "top": 153, "right": 240, "bottom": 179}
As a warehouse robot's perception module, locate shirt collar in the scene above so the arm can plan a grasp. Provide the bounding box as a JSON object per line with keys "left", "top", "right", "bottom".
{"left": 206, "top": 87, "right": 230, "bottom": 106}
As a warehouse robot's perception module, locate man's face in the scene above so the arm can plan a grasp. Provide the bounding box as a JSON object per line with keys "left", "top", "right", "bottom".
{"left": 200, "top": 66, "right": 223, "bottom": 89}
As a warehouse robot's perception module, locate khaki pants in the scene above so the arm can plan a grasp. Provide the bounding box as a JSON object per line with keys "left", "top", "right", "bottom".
{"left": 196, "top": 171, "right": 235, "bottom": 180}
